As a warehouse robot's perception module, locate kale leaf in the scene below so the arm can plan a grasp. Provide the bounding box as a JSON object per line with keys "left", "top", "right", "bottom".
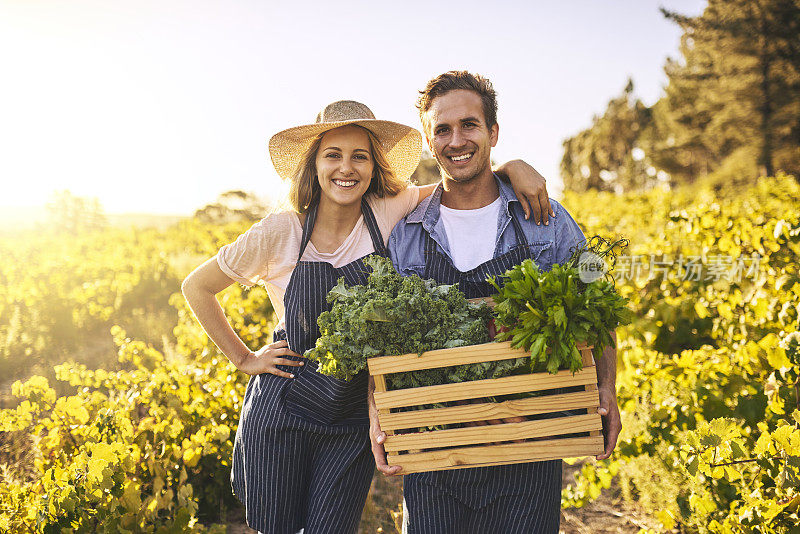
{"left": 305, "top": 255, "right": 508, "bottom": 387}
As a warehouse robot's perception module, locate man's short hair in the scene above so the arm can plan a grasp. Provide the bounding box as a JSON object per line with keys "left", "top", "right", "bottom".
{"left": 416, "top": 71, "right": 498, "bottom": 133}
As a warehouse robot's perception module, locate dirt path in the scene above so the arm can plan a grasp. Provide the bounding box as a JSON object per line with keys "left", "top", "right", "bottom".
{"left": 559, "top": 461, "right": 660, "bottom": 533}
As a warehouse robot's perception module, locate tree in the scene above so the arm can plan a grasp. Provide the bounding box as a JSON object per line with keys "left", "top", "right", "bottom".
{"left": 410, "top": 150, "right": 441, "bottom": 186}
{"left": 560, "top": 80, "right": 655, "bottom": 193}
{"left": 645, "top": 45, "right": 722, "bottom": 185}
{"left": 194, "top": 190, "right": 270, "bottom": 224}
{"left": 659, "top": 0, "right": 800, "bottom": 182}
{"left": 561, "top": 1, "right": 800, "bottom": 192}
{"left": 46, "top": 190, "right": 107, "bottom": 234}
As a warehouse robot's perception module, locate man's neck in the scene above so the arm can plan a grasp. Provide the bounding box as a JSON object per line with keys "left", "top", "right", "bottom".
{"left": 440, "top": 168, "right": 499, "bottom": 210}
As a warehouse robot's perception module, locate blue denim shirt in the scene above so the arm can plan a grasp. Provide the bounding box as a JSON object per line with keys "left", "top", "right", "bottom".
{"left": 389, "top": 175, "right": 586, "bottom": 276}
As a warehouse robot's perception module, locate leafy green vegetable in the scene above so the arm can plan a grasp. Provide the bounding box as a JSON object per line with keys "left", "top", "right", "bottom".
{"left": 306, "top": 255, "right": 514, "bottom": 387}
{"left": 489, "top": 236, "right": 633, "bottom": 374}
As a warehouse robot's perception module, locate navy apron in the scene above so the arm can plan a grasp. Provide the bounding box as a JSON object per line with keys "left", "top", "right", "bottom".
{"left": 231, "top": 198, "right": 385, "bottom": 534}
{"left": 403, "top": 201, "right": 563, "bottom": 534}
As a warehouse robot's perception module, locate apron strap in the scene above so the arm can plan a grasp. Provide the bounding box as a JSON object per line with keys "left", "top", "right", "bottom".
{"left": 296, "top": 197, "right": 387, "bottom": 264}
{"left": 360, "top": 197, "right": 389, "bottom": 257}
{"left": 423, "top": 230, "right": 438, "bottom": 257}
{"left": 297, "top": 201, "right": 319, "bottom": 263}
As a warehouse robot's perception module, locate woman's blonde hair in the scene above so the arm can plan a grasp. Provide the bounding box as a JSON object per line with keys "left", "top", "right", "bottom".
{"left": 288, "top": 125, "right": 408, "bottom": 213}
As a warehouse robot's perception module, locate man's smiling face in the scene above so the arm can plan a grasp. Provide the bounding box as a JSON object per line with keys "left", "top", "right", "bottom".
{"left": 423, "top": 89, "right": 498, "bottom": 184}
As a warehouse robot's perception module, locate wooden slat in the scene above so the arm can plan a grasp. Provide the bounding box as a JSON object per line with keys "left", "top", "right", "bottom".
{"left": 373, "top": 366, "right": 598, "bottom": 410}
{"left": 367, "top": 341, "right": 525, "bottom": 375}
{"left": 373, "top": 374, "right": 388, "bottom": 393}
{"left": 379, "top": 390, "right": 599, "bottom": 431}
{"left": 386, "top": 435, "right": 605, "bottom": 474}
{"left": 578, "top": 347, "right": 603, "bottom": 438}
{"left": 383, "top": 413, "right": 600, "bottom": 452}
{"left": 367, "top": 341, "right": 594, "bottom": 375}
{"left": 580, "top": 345, "right": 595, "bottom": 367}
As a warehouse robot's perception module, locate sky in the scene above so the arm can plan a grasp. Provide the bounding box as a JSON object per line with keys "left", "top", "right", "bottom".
{"left": 0, "top": 0, "right": 707, "bottom": 215}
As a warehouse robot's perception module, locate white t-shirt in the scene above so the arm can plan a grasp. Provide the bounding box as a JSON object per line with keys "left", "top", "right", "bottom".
{"left": 438, "top": 197, "right": 502, "bottom": 272}
{"left": 217, "top": 187, "right": 420, "bottom": 322}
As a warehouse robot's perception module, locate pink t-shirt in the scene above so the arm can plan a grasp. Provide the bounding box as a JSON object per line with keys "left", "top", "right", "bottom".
{"left": 217, "top": 187, "right": 420, "bottom": 323}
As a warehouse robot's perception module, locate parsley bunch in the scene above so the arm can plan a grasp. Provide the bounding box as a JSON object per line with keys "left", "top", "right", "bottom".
{"left": 305, "top": 255, "right": 500, "bottom": 386}
{"left": 489, "top": 237, "right": 633, "bottom": 374}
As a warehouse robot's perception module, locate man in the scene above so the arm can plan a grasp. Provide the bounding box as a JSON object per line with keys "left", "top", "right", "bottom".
{"left": 367, "top": 71, "right": 622, "bottom": 533}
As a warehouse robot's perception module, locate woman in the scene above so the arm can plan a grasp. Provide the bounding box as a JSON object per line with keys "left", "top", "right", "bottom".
{"left": 181, "top": 100, "right": 552, "bottom": 534}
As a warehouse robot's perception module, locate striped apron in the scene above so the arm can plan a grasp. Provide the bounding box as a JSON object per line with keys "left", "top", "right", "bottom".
{"left": 403, "top": 204, "right": 564, "bottom": 534}
{"left": 231, "top": 198, "right": 385, "bottom": 534}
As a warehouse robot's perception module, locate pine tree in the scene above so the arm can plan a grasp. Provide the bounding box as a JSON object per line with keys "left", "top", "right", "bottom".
{"left": 646, "top": 39, "right": 722, "bottom": 185}
{"left": 660, "top": 0, "right": 800, "bottom": 182}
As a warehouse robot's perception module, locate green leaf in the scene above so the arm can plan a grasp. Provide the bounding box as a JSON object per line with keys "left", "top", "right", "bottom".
{"left": 687, "top": 455, "right": 699, "bottom": 476}
{"left": 328, "top": 278, "right": 354, "bottom": 300}
{"left": 730, "top": 439, "right": 746, "bottom": 460}
{"left": 362, "top": 302, "right": 390, "bottom": 322}
{"left": 529, "top": 335, "right": 547, "bottom": 361}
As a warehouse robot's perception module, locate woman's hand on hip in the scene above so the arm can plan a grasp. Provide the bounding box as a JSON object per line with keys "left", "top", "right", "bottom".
{"left": 237, "top": 340, "right": 303, "bottom": 377}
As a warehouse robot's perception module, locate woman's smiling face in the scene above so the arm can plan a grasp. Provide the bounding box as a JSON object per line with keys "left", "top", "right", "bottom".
{"left": 315, "top": 125, "right": 374, "bottom": 209}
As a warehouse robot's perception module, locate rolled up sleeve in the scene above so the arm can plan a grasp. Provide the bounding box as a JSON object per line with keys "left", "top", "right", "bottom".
{"left": 217, "top": 218, "right": 275, "bottom": 286}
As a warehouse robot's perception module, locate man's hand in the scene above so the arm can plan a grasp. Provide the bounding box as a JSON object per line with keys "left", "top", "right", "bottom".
{"left": 494, "top": 159, "right": 554, "bottom": 225}
{"left": 595, "top": 385, "right": 621, "bottom": 460}
{"left": 368, "top": 377, "right": 402, "bottom": 475}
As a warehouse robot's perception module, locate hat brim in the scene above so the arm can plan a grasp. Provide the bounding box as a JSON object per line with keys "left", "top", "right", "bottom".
{"left": 268, "top": 118, "right": 423, "bottom": 182}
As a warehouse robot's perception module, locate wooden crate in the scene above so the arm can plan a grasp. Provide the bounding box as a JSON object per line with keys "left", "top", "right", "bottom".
{"left": 367, "top": 340, "right": 604, "bottom": 474}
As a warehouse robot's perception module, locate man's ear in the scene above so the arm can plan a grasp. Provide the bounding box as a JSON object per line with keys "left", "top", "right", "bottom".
{"left": 489, "top": 123, "right": 499, "bottom": 148}
{"left": 421, "top": 114, "right": 435, "bottom": 153}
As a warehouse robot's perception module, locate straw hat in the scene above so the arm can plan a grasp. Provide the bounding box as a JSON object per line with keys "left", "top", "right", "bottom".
{"left": 268, "top": 100, "right": 423, "bottom": 181}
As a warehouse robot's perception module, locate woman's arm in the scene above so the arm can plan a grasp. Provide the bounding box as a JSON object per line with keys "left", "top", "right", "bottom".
{"left": 416, "top": 183, "right": 438, "bottom": 202}
{"left": 181, "top": 257, "right": 301, "bottom": 376}
{"left": 411, "top": 160, "right": 554, "bottom": 225}
{"left": 494, "top": 160, "right": 554, "bottom": 225}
